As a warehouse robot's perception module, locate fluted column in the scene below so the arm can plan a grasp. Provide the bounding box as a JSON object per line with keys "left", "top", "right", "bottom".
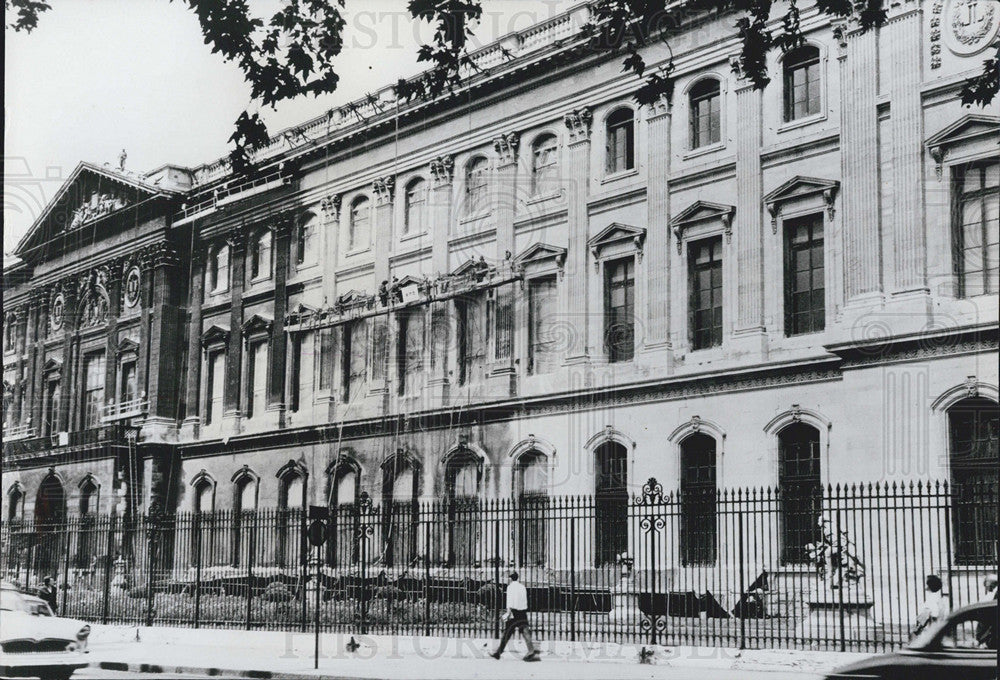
{"left": 181, "top": 249, "right": 204, "bottom": 438}
{"left": 143, "top": 243, "right": 182, "bottom": 441}
{"left": 643, "top": 96, "right": 673, "bottom": 362}
{"left": 58, "top": 285, "right": 77, "bottom": 433}
{"left": 317, "top": 196, "right": 340, "bottom": 419}
{"left": 562, "top": 108, "right": 593, "bottom": 365}
{"left": 887, "top": 5, "right": 926, "bottom": 295}
{"left": 373, "top": 176, "right": 395, "bottom": 283}
{"left": 370, "top": 178, "right": 395, "bottom": 404}
{"left": 840, "top": 29, "right": 881, "bottom": 302}
{"left": 734, "top": 78, "right": 766, "bottom": 348}
{"left": 11, "top": 307, "right": 27, "bottom": 427}
{"left": 25, "top": 293, "right": 45, "bottom": 431}
{"left": 224, "top": 230, "right": 246, "bottom": 428}
{"left": 268, "top": 214, "right": 292, "bottom": 425}
{"left": 489, "top": 132, "right": 519, "bottom": 397}
{"left": 427, "top": 156, "right": 454, "bottom": 404}
{"left": 102, "top": 263, "right": 123, "bottom": 416}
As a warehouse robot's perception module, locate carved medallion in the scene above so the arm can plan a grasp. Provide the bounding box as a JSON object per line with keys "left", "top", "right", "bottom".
{"left": 49, "top": 294, "right": 65, "bottom": 332}
{"left": 944, "top": 0, "right": 1000, "bottom": 56}
{"left": 124, "top": 267, "right": 141, "bottom": 309}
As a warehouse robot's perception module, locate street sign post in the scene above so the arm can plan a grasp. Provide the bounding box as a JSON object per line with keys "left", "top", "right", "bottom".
{"left": 304, "top": 514, "right": 327, "bottom": 669}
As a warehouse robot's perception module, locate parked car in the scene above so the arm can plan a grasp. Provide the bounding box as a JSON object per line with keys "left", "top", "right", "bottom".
{"left": 824, "top": 600, "right": 997, "bottom": 680}
{"left": 0, "top": 582, "right": 90, "bottom": 680}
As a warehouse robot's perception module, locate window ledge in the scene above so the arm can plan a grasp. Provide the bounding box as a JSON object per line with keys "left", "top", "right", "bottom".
{"left": 344, "top": 246, "right": 372, "bottom": 258}
{"left": 600, "top": 168, "right": 639, "bottom": 185}
{"left": 777, "top": 111, "right": 828, "bottom": 134}
{"left": 249, "top": 274, "right": 273, "bottom": 285}
{"left": 458, "top": 209, "right": 492, "bottom": 225}
{"left": 399, "top": 230, "right": 429, "bottom": 243}
{"left": 524, "top": 190, "right": 564, "bottom": 206}
{"left": 683, "top": 142, "right": 726, "bottom": 161}
{"left": 208, "top": 287, "right": 230, "bottom": 298}
{"left": 295, "top": 261, "right": 319, "bottom": 273}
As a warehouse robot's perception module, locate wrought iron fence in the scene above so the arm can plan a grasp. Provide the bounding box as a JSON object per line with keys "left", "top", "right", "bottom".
{"left": 1, "top": 479, "right": 995, "bottom": 652}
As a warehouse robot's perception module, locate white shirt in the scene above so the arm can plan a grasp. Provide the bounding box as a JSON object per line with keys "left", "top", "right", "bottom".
{"left": 506, "top": 581, "right": 528, "bottom": 611}
{"left": 918, "top": 590, "right": 947, "bottom": 622}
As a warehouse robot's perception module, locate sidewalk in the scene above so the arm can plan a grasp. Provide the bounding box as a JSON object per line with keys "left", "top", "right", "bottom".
{"left": 84, "top": 624, "right": 872, "bottom": 679}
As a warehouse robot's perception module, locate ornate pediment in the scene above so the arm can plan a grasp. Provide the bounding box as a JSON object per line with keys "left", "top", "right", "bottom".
{"left": 926, "top": 114, "right": 1000, "bottom": 179}
{"left": 42, "top": 357, "right": 63, "bottom": 375}
{"left": 241, "top": 314, "right": 273, "bottom": 337}
{"left": 762, "top": 177, "right": 839, "bottom": 234}
{"left": 451, "top": 257, "right": 489, "bottom": 277}
{"left": 201, "top": 325, "right": 230, "bottom": 349}
{"left": 115, "top": 338, "right": 139, "bottom": 357}
{"left": 670, "top": 201, "right": 735, "bottom": 253}
{"left": 15, "top": 162, "right": 180, "bottom": 261}
{"left": 514, "top": 242, "right": 567, "bottom": 277}
{"left": 588, "top": 223, "right": 646, "bottom": 265}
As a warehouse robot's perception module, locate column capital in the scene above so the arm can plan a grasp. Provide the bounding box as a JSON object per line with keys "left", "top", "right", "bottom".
{"left": 644, "top": 95, "right": 672, "bottom": 120}
{"left": 563, "top": 107, "right": 593, "bottom": 144}
{"left": 320, "top": 194, "right": 342, "bottom": 220}
{"left": 430, "top": 155, "right": 455, "bottom": 187}
{"left": 372, "top": 176, "right": 396, "bottom": 206}
{"left": 225, "top": 228, "right": 247, "bottom": 253}
{"left": 269, "top": 210, "right": 295, "bottom": 236}
{"left": 492, "top": 132, "right": 520, "bottom": 166}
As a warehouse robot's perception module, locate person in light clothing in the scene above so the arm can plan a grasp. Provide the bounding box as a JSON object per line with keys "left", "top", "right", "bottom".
{"left": 490, "top": 571, "right": 539, "bottom": 661}
{"left": 913, "top": 574, "right": 948, "bottom": 636}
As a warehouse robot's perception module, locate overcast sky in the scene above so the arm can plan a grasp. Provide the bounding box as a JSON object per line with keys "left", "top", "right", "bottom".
{"left": 4, "top": 0, "right": 574, "bottom": 257}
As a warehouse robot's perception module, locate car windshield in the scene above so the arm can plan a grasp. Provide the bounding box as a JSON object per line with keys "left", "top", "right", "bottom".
{"left": 0, "top": 589, "right": 30, "bottom": 613}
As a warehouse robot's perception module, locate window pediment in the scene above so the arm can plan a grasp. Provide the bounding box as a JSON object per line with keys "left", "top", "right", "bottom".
{"left": 762, "top": 177, "right": 838, "bottom": 234}
{"left": 670, "top": 201, "right": 734, "bottom": 253}
{"left": 42, "top": 358, "right": 63, "bottom": 375}
{"left": 241, "top": 314, "right": 273, "bottom": 338}
{"left": 201, "top": 324, "right": 230, "bottom": 349}
{"left": 115, "top": 338, "right": 139, "bottom": 357}
{"left": 926, "top": 114, "right": 1000, "bottom": 179}
{"left": 515, "top": 242, "right": 567, "bottom": 277}
{"left": 588, "top": 223, "right": 646, "bottom": 267}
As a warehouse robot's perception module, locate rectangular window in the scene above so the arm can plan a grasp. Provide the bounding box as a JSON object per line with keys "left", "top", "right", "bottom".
{"left": 690, "top": 83, "right": 721, "bottom": 149}
{"left": 783, "top": 50, "right": 821, "bottom": 121}
{"left": 343, "top": 321, "right": 368, "bottom": 402}
{"left": 82, "top": 352, "right": 105, "bottom": 428}
{"left": 397, "top": 311, "right": 425, "bottom": 396}
{"left": 291, "top": 332, "right": 314, "bottom": 412}
{"left": 205, "top": 351, "right": 225, "bottom": 425}
{"left": 246, "top": 340, "right": 268, "bottom": 419}
{"left": 689, "top": 237, "right": 723, "bottom": 350}
{"left": 43, "top": 380, "right": 60, "bottom": 436}
{"left": 604, "top": 258, "right": 635, "bottom": 363}
{"left": 457, "top": 295, "right": 488, "bottom": 385}
{"left": 954, "top": 161, "right": 1000, "bottom": 297}
{"left": 318, "top": 329, "right": 333, "bottom": 391}
{"left": 784, "top": 214, "right": 825, "bottom": 336}
{"left": 528, "top": 277, "right": 559, "bottom": 374}
{"left": 119, "top": 360, "right": 137, "bottom": 406}
{"left": 606, "top": 111, "right": 635, "bottom": 174}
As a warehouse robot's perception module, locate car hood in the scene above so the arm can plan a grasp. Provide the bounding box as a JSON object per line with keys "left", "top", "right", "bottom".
{"left": 828, "top": 649, "right": 931, "bottom": 677}
{"left": 0, "top": 612, "right": 84, "bottom": 644}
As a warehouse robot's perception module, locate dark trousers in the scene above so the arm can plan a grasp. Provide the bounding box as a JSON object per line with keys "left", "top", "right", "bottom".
{"left": 496, "top": 609, "right": 536, "bottom": 655}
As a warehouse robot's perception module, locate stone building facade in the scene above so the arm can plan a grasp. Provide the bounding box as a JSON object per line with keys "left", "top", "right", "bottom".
{"left": 3, "top": 0, "right": 998, "bottom": 571}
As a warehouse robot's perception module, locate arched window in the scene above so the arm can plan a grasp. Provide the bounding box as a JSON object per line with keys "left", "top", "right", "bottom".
{"left": 465, "top": 157, "right": 489, "bottom": 215}
{"left": 349, "top": 196, "right": 371, "bottom": 250}
{"left": 75, "top": 478, "right": 99, "bottom": 568}
{"left": 531, "top": 134, "right": 559, "bottom": 195}
{"left": 403, "top": 178, "right": 427, "bottom": 236}
{"left": 595, "top": 441, "right": 628, "bottom": 566}
{"left": 689, "top": 79, "right": 721, "bottom": 149}
{"left": 783, "top": 45, "right": 821, "bottom": 122}
{"left": 445, "top": 451, "right": 482, "bottom": 566}
{"left": 232, "top": 473, "right": 258, "bottom": 567}
{"left": 192, "top": 479, "right": 218, "bottom": 567}
{"left": 328, "top": 460, "right": 360, "bottom": 566}
{"left": 7, "top": 485, "right": 23, "bottom": 524}
{"left": 78, "top": 478, "right": 98, "bottom": 516}
{"left": 296, "top": 213, "right": 318, "bottom": 265}
{"left": 778, "top": 423, "right": 822, "bottom": 563}
{"left": 278, "top": 470, "right": 306, "bottom": 568}
{"left": 680, "top": 434, "right": 717, "bottom": 565}
{"left": 382, "top": 455, "right": 419, "bottom": 567}
{"left": 516, "top": 451, "right": 548, "bottom": 566}
{"left": 250, "top": 229, "right": 272, "bottom": 280}
{"left": 948, "top": 397, "right": 999, "bottom": 564}
{"left": 605, "top": 108, "right": 635, "bottom": 174}
{"left": 34, "top": 474, "right": 65, "bottom": 574}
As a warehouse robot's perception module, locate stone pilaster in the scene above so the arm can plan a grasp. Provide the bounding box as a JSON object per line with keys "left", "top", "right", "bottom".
{"left": 840, "top": 29, "right": 882, "bottom": 303}
{"left": 223, "top": 230, "right": 246, "bottom": 434}
{"left": 59, "top": 286, "right": 77, "bottom": 433}
{"left": 373, "top": 176, "right": 395, "bottom": 283}
{"left": 142, "top": 243, "right": 182, "bottom": 442}
{"left": 562, "top": 107, "right": 593, "bottom": 365}
{"left": 181, "top": 248, "right": 203, "bottom": 440}
{"left": 887, "top": 5, "right": 926, "bottom": 297}
{"left": 268, "top": 214, "right": 292, "bottom": 426}
{"left": 733, "top": 78, "right": 767, "bottom": 357}
{"left": 488, "top": 132, "right": 519, "bottom": 398}
{"left": 370, "top": 177, "right": 395, "bottom": 405}
{"left": 103, "top": 263, "right": 123, "bottom": 415}
{"left": 427, "top": 156, "right": 454, "bottom": 405}
{"left": 643, "top": 96, "right": 673, "bottom": 366}
{"left": 320, "top": 194, "right": 341, "bottom": 306}
{"left": 28, "top": 292, "right": 48, "bottom": 431}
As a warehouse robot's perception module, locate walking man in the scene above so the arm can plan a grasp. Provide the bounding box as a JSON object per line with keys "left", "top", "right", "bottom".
{"left": 39, "top": 576, "right": 58, "bottom": 615}
{"left": 490, "top": 571, "right": 539, "bottom": 661}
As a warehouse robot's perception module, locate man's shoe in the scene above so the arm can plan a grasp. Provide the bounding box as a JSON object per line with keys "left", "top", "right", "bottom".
{"left": 523, "top": 652, "right": 541, "bottom": 662}
{"left": 490, "top": 651, "right": 501, "bottom": 660}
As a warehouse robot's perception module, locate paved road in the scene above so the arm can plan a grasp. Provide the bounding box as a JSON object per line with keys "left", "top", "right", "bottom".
{"left": 72, "top": 669, "right": 241, "bottom": 679}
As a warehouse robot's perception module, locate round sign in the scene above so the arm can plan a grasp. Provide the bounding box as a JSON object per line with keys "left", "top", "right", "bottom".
{"left": 124, "top": 267, "right": 141, "bottom": 308}
{"left": 307, "top": 519, "right": 327, "bottom": 547}
{"left": 944, "top": 0, "right": 1000, "bottom": 56}
{"left": 49, "top": 294, "right": 65, "bottom": 332}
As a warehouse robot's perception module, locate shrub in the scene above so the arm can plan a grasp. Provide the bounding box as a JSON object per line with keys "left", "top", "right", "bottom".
{"left": 375, "top": 584, "right": 402, "bottom": 601}
{"left": 127, "top": 585, "right": 151, "bottom": 599}
{"left": 261, "top": 582, "right": 294, "bottom": 603}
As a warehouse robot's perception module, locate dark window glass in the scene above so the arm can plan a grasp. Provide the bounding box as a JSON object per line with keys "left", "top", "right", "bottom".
{"left": 778, "top": 423, "right": 822, "bottom": 564}
{"left": 528, "top": 277, "right": 559, "bottom": 374}
{"left": 949, "top": 397, "right": 999, "bottom": 564}
{"left": 681, "top": 434, "right": 717, "bottom": 565}
{"left": 595, "top": 442, "right": 628, "bottom": 566}
{"left": 785, "top": 214, "right": 825, "bottom": 335}
{"left": 604, "top": 258, "right": 635, "bottom": 363}
{"left": 516, "top": 451, "right": 548, "bottom": 567}
{"left": 532, "top": 134, "right": 559, "bottom": 195}
{"left": 82, "top": 352, "right": 105, "bottom": 428}
{"left": 445, "top": 452, "right": 481, "bottom": 566}
{"left": 457, "top": 294, "right": 488, "bottom": 385}
{"left": 382, "top": 458, "right": 418, "bottom": 568}
{"left": 783, "top": 47, "right": 821, "bottom": 121}
{"left": 954, "top": 161, "right": 1000, "bottom": 297}
{"left": 605, "top": 108, "right": 635, "bottom": 174}
{"left": 689, "top": 237, "right": 723, "bottom": 350}
{"left": 689, "top": 79, "right": 721, "bottom": 149}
